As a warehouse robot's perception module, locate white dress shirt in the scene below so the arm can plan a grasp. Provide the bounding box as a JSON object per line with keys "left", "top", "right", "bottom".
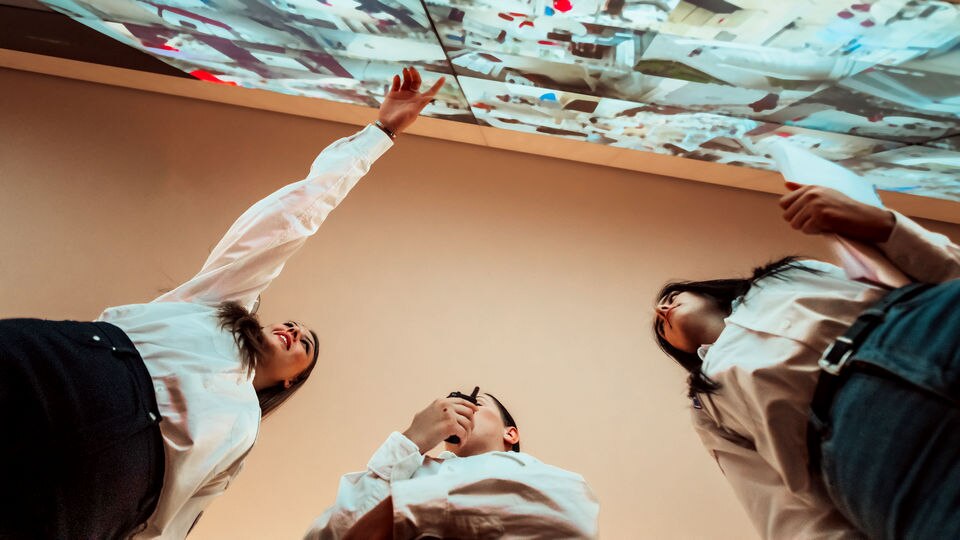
{"left": 691, "top": 213, "right": 960, "bottom": 540}
{"left": 307, "top": 432, "right": 600, "bottom": 539}
{"left": 97, "top": 125, "right": 393, "bottom": 539}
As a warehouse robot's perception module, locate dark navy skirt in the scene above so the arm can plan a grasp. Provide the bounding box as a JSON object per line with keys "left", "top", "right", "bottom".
{"left": 0, "top": 319, "right": 164, "bottom": 539}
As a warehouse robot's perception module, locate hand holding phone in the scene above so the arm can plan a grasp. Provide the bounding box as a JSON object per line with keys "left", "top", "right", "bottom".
{"left": 445, "top": 387, "right": 479, "bottom": 445}
{"left": 401, "top": 388, "right": 479, "bottom": 454}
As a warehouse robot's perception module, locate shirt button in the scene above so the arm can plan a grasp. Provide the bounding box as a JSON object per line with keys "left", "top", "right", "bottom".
{"left": 148, "top": 412, "right": 158, "bottom": 421}
{"left": 92, "top": 335, "right": 101, "bottom": 341}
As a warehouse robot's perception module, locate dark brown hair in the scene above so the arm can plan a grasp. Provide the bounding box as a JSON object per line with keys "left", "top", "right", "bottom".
{"left": 217, "top": 301, "right": 319, "bottom": 418}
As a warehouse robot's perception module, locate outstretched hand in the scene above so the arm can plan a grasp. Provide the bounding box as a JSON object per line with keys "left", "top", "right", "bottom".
{"left": 378, "top": 67, "right": 445, "bottom": 136}
{"left": 779, "top": 181, "right": 895, "bottom": 243}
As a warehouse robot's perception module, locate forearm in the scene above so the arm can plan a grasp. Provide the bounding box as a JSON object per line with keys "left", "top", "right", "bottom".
{"left": 153, "top": 125, "right": 392, "bottom": 307}
{"left": 878, "top": 211, "right": 960, "bottom": 283}
{"left": 306, "top": 433, "right": 422, "bottom": 540}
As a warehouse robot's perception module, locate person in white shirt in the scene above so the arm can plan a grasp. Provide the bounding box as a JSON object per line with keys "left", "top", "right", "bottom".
{"left": 652, "top": 182, "right": 960, "bottom": 540}
{"left": 306, "top": 391, "right": 600, "bottom": 539}
{"left": 0, "top": 67, "right": 443, "bottom": 540}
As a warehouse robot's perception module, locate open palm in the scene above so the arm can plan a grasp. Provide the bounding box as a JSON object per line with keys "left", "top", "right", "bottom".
{"left": 378, "top": 67, "right": 445, "bottom": 136}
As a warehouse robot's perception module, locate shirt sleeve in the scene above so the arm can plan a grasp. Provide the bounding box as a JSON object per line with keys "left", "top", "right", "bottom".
{"left": 304, "top": 432, "right": 423, "bottom": 540}
{"left": 691, "top": 409, "right": 863, "bottom": 540}
{"left": 153, "top": 125, "right": 393, "bottom": 309}
{"left": 390, "top": 456, "right": 600, "bottom": 539}
{"left": 876, "top": 211, "right": 960, "bottom": 284}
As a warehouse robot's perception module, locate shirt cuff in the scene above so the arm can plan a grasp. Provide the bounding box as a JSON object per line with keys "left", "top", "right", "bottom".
{"left": 347, "top": 123, "right": 394, "bottom": 163}
{"left": 878, "top": 210, "right": 960, "bottom": 283}
{"left": 367, "top": 432, "right": 423, "bottom": 482}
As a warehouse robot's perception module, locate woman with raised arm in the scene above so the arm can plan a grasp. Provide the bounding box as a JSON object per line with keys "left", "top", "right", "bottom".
{"left": 653, "top": 183, "right": 960, "bottom": 540}
{"left": 0, "top": 67, "right": 443, "bottom": 540}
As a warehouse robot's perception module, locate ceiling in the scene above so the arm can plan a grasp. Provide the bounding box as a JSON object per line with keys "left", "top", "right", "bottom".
{"left": 3, "top": 0, "right": 959, "bottom": 210}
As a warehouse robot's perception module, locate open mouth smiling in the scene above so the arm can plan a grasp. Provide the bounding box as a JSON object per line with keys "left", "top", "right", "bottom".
{"left": 276, "top": 332, "right": 291, "bottom": 350}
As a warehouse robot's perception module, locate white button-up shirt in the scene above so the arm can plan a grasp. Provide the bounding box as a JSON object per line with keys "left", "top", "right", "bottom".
{"left": 307, "top": 432, "right": 600, "bottom": 539}
{"left": 98, "top": 125, "right": 393, "bottom": 539}
{"left": 692, "top": 213, "right": 960, "bottom": 539}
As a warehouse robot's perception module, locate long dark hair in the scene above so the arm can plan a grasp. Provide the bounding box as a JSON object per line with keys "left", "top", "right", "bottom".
{"left": 217, "top": 302, "right": 319, "bottom": 418}
{"left": 653, "top": 256, "right": 820, "bottom": 399}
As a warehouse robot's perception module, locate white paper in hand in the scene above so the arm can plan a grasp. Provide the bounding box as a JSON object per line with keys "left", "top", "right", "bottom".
{"left": 764, "top": 138, "right": 909, "bottom": 288}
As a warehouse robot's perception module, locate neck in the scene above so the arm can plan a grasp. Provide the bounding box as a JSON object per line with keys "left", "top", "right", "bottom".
{"left": 252, "top": 369, "right": 275, "bottom": 392}
{"left": 698, "top": 311, "right": 727, "bottom": 349}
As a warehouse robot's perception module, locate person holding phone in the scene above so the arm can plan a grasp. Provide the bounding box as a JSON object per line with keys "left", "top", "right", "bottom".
{"left": 307, "top": 390, "right": 599, "bottom": 539}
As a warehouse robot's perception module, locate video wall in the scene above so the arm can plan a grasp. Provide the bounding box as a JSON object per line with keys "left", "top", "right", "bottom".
{"left": 41, "top": 0, "right": 960, "bottom": 201}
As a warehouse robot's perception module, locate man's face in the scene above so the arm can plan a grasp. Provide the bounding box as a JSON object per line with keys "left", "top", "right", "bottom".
{"left": 446, "top": 393, "right": 518, "bottom": 457}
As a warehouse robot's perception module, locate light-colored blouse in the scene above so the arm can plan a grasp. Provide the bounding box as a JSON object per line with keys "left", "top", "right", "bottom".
{"left": 98, "top": 125, "right": 392, "bottom": 538}
{"left": 692, "top": 213, "right": 960, "bottom": 539}
{"left": 307, "top": 432, "right": 600, "bottom": 539}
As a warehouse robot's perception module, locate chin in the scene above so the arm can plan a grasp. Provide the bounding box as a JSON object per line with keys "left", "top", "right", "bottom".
{"left": 445, "top": 443, "right": 467, "bottom": 457}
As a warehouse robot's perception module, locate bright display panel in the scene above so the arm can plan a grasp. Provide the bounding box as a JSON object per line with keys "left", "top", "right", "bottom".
{"left": 40, "top": 0, "right": 960, "bottom": 202}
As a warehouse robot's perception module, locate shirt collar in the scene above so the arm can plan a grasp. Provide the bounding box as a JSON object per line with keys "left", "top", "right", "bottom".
{"left": 697, "top": 344, "right": 712, "bottom": 361}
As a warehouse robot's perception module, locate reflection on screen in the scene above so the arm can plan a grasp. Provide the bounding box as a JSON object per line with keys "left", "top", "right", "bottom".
{"left": 40, "top": 0, "right": 960, "bottom": 202}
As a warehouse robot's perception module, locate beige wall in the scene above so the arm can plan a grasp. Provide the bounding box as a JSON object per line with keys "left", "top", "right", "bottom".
{"left": 2, "top": 68, "right": 958, "bottom": 539}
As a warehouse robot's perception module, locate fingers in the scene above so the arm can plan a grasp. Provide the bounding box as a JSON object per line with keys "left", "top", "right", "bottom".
{"left": 400, "top": 67, "right": 412, "bottom": 92}
{"left": 779, "top": 183, "right": 810, "bottom": 212}
{"left": 422, "top": 76, "right": 445, "bottom": 100}
{"left": 780, "top": 185, "right": 823, "bottom": 234}
{"left": 390, "top": 74, "right": 400, "bottom": 93}
{"left": 410, "top": 66, "right": 421, "bottom": 90}
{"left": 453, "top": 408, "right": 474, "bottom": 439}
{"left": 450, "top": 403, "right": 476, "bottom": 419}
{"left": 441, "top": 398, "right": 476, "bottom": 441}
{"left": 449, "top": 397, "right": 478, "bottom": 410}
{"left": 790, "top": 208, "right": 823, "bottom": 234}
{"left": 789, "top": 204, "right": 817, "bottom": 233}
{"left": 784, "top": 181, "right": 803, "bottom": 191}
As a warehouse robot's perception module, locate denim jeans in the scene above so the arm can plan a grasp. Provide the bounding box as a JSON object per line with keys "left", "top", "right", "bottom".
{"left": 819, "top": 280, "right": 960, "bottom": 540}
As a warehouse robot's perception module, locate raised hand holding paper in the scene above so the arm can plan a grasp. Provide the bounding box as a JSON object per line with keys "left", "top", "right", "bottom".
{"left": 765, "top": 138, "right": 910, "bottom": 288}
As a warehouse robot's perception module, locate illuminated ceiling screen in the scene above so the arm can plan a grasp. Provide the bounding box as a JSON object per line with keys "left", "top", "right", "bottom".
{"left": 40, "top": 0, "right": 960, "bottom": 202}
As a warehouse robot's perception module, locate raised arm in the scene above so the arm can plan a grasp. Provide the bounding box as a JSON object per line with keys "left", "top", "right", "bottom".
{"left": 779, "top": 183, "right": 960, "bottom": 283}
{"left": 154, "top": 67, "right": 445, "bottom": 309}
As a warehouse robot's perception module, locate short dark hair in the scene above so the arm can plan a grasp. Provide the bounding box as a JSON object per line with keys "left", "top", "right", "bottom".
{"left": 485, "top": 393, "right": 520, "bottom": 452}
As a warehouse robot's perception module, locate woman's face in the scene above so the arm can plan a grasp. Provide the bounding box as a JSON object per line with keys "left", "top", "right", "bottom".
{"left": 260, "top": 321, "right": 315, "bottom": 387}
{"left": 655, "top": 290, "right": 727, "bottom": 354}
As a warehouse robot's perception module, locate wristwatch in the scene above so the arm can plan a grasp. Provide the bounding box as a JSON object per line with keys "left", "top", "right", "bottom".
{"left": 374, "top": 120, "right": 397, "bottom": 140}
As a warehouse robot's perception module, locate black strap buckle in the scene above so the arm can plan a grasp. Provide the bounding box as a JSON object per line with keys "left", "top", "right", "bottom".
{"left": 819, "top": 335, "right": 855, "bottom": 376}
